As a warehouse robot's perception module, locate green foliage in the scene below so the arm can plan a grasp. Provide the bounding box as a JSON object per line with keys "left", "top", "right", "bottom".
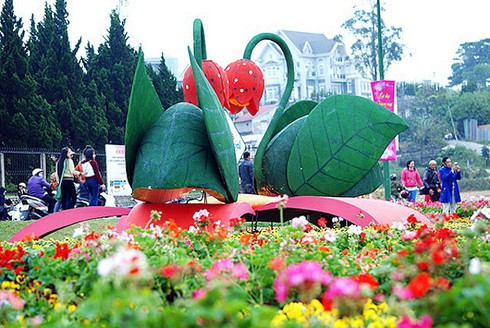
{"left": 341, "top": 4, "right": 405, "bottom": 80}
{"left": 146, "top": 53, "right": 183, "bottom": 109}
{"left": 449, "top": 38, "right": 490, "bottom": 89}
{"left": 286, "top": 95, "right": 407, "bottom": 196}
{"left": 451, "top": 91, "right": 490, "bottom": 136}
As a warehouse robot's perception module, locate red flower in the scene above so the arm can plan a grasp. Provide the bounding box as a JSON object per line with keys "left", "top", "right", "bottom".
{"left": 269, "top": 256, "right": 286, "bottom": 271}
{"left": 183, "top": 60, "right": 230, "bottom": 108}
{"left": 407, "top": 272, "right": 431, "bottom": 298}
{"left": 360, "top": 232, "right": 366, "bottom": 243}
{"left": 352, "top": 272, "right": 379, "bottom": 290}
{"left": 318, "top": 217, "right": 327, "bottom": 227}
{"left": 53, "top": 243, "right": 71, "bottom": 260}
{"left": 161, "top": 264, "right": 181, "bottom": 279}
{"left": 431, "top": 250, "right": 445, "bottom": 265}
{"left": 407, "top": 214, "right": 419, "bottom": 224}
{"left": 417, "top": 261, "right": 429, "bottom": 271}
{"left": 224, "top": 59, "right": 264, "bottom": 115}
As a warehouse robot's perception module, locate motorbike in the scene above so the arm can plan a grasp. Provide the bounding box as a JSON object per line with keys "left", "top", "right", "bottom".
{"left": 10, "top": 194, "right": 49, "bottom": 221}
{"left": 75, "top": 182, "right": 115, "bottom": 208}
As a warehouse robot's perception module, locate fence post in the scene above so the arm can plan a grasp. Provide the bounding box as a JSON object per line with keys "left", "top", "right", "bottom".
{"left": 40, "top": 154, "right": 47, "bottom": 179}
{"left": 0, "top": 153, "right": 4, "bottom": 187}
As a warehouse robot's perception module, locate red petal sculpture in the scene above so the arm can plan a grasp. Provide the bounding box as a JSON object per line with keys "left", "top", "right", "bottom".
{"left": 183, "top": 59, "right": 230, "bottom": 108}
{"left": 224, "top": 59, "right": 264, "bottom": 116}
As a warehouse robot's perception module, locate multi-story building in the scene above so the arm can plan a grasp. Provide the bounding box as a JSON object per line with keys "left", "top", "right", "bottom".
{"left": 254, "top": 29, "right": 371, "bottom": 104}
{"left": 235, "top": 30, "right": 371, "bottom": 154}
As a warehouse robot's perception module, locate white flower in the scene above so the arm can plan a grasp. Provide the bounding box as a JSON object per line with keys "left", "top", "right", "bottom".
{"left": 193, "top": 209, "right": 210, "bottom": 220}
{"left": 97, "top": 247, "right": 148, "bottom": 278}
{"left": 291, "top": 215, "right": 308, "bottom": 228}
{"left": 347, "top": 225, "right": 363, "bottom": 235}
{"left": 469, "top": 258, "right": 481, "bottom": 275}
{"left": 332, "top": 217, "right": 339, "bottom": 223}
{"left": 188, "top": 225, "right": 198, "bottom": 234}
{"left": 72, "top": 223, "right": 90, "bottom": 238}
{"left": 391, "top": 221, "right": 406, "bottom": 231}
{"left": 324, "top": 231, "right": 337, "bottom": 242}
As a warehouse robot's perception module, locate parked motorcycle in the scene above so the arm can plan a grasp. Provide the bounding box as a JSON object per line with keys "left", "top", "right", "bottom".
{"left": 75, "top": 182, "right": 115, "bottom": 208}
{"left": 10, "top": 194, "right": 49, "bottom": 221}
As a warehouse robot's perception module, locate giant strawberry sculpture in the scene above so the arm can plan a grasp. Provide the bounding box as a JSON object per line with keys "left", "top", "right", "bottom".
{"left": 125, "top": 19, "right": 408, "bottom": 205}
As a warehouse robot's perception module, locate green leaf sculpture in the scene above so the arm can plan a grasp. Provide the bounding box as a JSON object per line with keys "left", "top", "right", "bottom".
{"left": 132, "top": 103, "right": 230, "bottom": 203}
{"left": 125, "top": 53, "right": 165, "bottom": 186}
{"left": 340, "top": 164, "right": 384, "bottom": 196}
{"left": 287, "top": 95, "right": 407, "bottom": 196}
{"left": 188, "top": 48, "right": 239, "bottom": 202}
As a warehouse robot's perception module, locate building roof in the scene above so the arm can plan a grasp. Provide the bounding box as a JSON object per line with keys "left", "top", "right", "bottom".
{"left": 233, "top": 104, "right": 277, "bottom": 123}
{"left": 478, "top": 124, "right": 490, "bottom": 130}
{"left": 281, "top": 30, "right": 336, "bottom": 54}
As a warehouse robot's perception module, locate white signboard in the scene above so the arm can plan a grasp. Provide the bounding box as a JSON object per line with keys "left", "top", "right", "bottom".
{"left": 105, "top": 144, "right": 132, "bottom": 196}
{"left": 225, "top": 114, "right": 245, "bottom": 163}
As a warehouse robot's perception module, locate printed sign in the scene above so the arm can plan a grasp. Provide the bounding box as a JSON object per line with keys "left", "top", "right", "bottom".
{"left": 105, "top": 144, "right": 132, "bottom": 196}
{"left": 371, "top": 80, "right": 397, "bottom": 161}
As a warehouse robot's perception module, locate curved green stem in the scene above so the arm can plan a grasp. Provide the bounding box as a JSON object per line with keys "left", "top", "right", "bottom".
{"left": 192, "top": 19, "right": 207, "bottom": 68}
{"left": 243, "top": 33, "right": 295, "bottom": 189}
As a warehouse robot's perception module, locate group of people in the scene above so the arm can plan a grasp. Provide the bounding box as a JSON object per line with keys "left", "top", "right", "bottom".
{"left": 20, "top": 145, "right": 105, "bottom": 213}
{"left": 395, "top": 157, "right": 462, "bottom": 214}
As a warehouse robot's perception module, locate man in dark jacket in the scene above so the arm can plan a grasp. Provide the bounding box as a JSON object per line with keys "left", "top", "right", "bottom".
{"left": 422, "top": 160, "right": 441, "bottom": 202}
{"left": 239, "top": 151, "right": 255, "bottom": 194}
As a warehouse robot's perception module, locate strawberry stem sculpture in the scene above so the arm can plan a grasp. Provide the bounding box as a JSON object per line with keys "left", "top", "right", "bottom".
{"left": 241, "top": 34, "right": 408, "bottom": 196}
{"left": 125, "top": 19, "right": 409, "bottom": 206}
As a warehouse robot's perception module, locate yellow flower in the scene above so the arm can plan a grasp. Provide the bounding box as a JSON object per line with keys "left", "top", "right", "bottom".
{"left": 15, "top": 275, "right": 25, "bottom": 285}
{"left": 68, "top": 304, "right": 77, "bottom": 312}
{"left": 1, "top": 281, "right": 11, "bottom": 289}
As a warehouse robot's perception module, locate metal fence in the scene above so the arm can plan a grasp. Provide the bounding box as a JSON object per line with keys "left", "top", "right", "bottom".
{"left": 0, "top": 148, "right": 106, "bottom": 191}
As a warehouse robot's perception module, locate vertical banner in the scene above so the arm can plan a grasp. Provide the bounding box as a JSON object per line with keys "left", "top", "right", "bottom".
{"left": 105, "top": 144, "right": 132, "bottom": 196}
{"left": 371, "top": 80, "right": 397, "bottom": 161}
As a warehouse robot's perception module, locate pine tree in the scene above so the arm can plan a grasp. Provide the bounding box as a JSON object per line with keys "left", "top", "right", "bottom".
{"left": 28, "top": 0, "right": 85, "bottom": 148}
{"left": 85, "top": 10, "right": 137, "bottom": 144}
{"left": 0, "top": 0, "right": 60, "bottom": 147}
{"left": 147, "top": 53, "right": 183, "bottom": 109}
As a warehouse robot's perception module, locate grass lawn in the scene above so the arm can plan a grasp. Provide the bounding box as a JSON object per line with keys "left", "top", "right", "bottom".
{"left": 0, "top": 218, "right": 120, "bottom": 242}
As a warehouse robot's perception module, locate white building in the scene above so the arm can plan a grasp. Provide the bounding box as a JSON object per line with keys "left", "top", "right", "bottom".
{"left": 254, "top": 30, "right": 372, "bottom": 104}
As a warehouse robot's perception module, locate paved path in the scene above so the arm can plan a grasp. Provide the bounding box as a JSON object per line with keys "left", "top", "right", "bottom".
{"left": 447, "top": 140, "right": 485, "bottom": 153}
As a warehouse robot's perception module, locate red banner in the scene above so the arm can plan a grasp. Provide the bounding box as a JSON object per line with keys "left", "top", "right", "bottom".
{"left": 371, "top": 80, "right": 397, "bottom": 161}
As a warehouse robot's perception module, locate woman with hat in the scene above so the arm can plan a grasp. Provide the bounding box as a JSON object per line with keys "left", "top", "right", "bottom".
{"left": 422, "top": 160, "right": 441, "bottom": 203}
{"left": 56, "top": 147, "right": 82, "bottom": 210}
{"left": 27, "top": 168, "right": 55, "bottom": 213}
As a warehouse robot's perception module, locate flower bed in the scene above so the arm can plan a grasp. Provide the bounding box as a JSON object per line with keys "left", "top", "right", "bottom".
{"left": 1, "top": 201, "right": 490, "bottom": 327}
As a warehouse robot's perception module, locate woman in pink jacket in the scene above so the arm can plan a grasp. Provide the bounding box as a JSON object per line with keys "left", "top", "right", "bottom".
{"left": 401, "top": 160, "right": 424, "bottom": 203}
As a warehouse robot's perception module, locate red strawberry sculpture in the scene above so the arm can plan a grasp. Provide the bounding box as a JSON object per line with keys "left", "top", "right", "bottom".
{"left": 183, "top": 59, "right": 230, "bottom": 108}
{"left": 224, "top": 59, "right": 264, "bottom": 116}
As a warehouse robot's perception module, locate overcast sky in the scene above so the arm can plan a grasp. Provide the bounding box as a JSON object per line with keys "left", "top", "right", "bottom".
{"left": 4, "top": 0, "right": 488, "bottom": 85}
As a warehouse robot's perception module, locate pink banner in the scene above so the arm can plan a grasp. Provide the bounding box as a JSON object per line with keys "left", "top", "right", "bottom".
{"left": 371, "top": 80, "right": 397, "bottom": 161}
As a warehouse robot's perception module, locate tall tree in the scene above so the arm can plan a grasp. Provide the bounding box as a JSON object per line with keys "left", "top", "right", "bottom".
{"left": 28, "top": 0, "right": 85, "bottom": 147}
{"left": 449, "top": 39, "right": 490, "bottom": 90}
{"left": 342, "top": 3, "right": 405, "bottom": 80}
{"left": 85, "top": 10, "right": 137, "bottom": 144}
{"left": 0, "top": 0, "right": 61, "bottom": 148}
{"left": 146, "top": 53, "right": 183, "bottom": 109}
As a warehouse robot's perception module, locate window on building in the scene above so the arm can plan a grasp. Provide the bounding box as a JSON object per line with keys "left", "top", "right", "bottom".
{"left": 266, "top": 87, "right": 279, "bottom": 102}
{"left": 318, "top": 64, "right": 325, "bottom": 76}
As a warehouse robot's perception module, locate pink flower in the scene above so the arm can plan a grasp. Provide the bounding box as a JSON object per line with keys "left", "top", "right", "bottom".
{"left": 397, "top": 315, "right": 433, "bottom": 328}
{"left": 192, "top": 288, "right": 206, "bottom": 300}
{"left": 324, "top": 277, "right": 361, "bottom": 299}
{"left": 0, "top": 290, "right": 24, "bottom": 310}
{"left": 274, "top": 261, "right": 331, "bottom": 303}
{"left": 204, "top": 259, "right": 249, "bottom": 282}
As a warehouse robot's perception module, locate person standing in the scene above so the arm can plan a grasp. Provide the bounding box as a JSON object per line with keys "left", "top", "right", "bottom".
{"left": 82, "top": 148, "right": 106, "bottom": 206}
{"left": 422, "top": 160, "right": 441, "bottom": 203}
{"left": 401, "top": 160, "right": 424, "bottom": 204}
{"left": 238, "top": 151, "right": 255, "bottom": 194}
{"left": 27, "top": 168, "right": 55, "bottom": 213}
{"left": 56, "top": 147, "right": 82, "bottom": 210}
{"left": 439, "top": 157, "right": 462, "bottom": 215}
